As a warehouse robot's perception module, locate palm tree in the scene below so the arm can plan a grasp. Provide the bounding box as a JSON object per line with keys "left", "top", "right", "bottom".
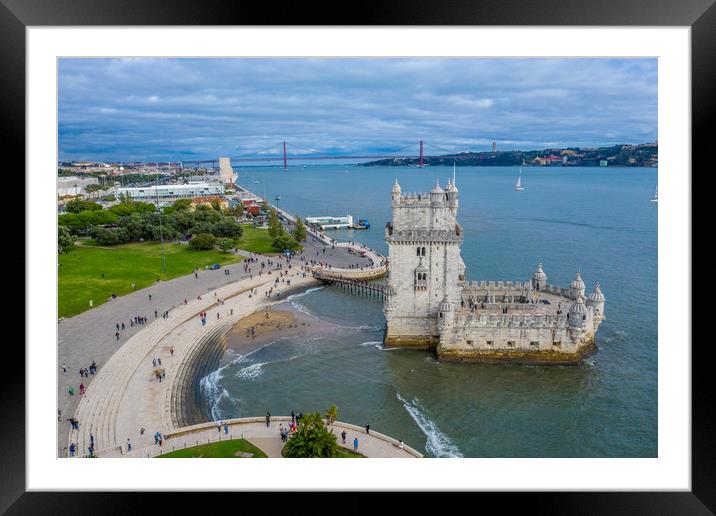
{"left": 282, "top": 411, "right": 339, "bottom": 458}
{"left": 324, "top": 405, "right": 338, "bottom": 427}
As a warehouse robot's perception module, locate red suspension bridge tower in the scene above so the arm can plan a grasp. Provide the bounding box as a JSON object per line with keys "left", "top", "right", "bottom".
{"left": 418, "top": 140, "right": 424, "bottom": 167}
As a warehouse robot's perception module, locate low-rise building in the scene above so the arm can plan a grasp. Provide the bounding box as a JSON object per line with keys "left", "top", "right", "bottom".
{"left": 116, "top": 181, "right": 225, "bottom": 202}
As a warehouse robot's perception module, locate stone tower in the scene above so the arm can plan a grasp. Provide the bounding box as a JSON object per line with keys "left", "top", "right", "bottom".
{"left": 384, "top": 178, "right": 465, "bottom": 348}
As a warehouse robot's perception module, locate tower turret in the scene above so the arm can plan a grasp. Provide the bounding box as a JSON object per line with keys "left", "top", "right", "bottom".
{"left": 568, "top": 294, "right": 588, "bottom": 328}
{"left": 532, "top": 263, "right": 547, "bottom": 291}
{"left": 430, "top": 178, "right": 445, "bottom": 204}
{"left": 438, "top": 295, "right": 455, "bottom": 329}
{"left": 391, "top": 178, "right": 402, "bottom": 206}
{"left": 587, "top": 281, "right": 605, "bottom": 319}
{"left": 570, "top": 271, "right": 586, "bottom": 299}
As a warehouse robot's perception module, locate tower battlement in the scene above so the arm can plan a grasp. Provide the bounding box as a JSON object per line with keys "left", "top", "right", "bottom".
{"left": 383, "top": 179, "right": 605, "bottom": 364}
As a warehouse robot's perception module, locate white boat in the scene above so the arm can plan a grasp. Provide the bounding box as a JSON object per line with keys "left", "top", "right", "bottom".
{"left": 650, "top": 185, "right": 658, "bottom": 202}
{"left": 515, "top": 169, "right": 524, "bottom": 191}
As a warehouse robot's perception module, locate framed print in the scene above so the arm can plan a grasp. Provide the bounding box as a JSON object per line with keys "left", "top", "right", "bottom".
{"left": 5, "top": 0, "right": 710, "bottom": 512}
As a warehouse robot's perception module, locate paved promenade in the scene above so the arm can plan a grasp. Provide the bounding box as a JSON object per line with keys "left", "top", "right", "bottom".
{"left": 68, "top": 269, "right": 319, "bottom": 456}
{"left": 90, "top": 417, "right": 422, "bottom": 458}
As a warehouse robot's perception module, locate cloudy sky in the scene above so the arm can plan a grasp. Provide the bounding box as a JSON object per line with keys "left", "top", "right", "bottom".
{"left": 58, "top": 58, "right": 657, "bottom": 162}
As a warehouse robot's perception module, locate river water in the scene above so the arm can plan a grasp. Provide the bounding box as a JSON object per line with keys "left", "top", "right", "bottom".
{"left": 200, "top": 164, "right": 657, "bottom": 457}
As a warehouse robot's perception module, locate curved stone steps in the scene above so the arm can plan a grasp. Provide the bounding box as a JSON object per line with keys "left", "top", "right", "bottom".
{"left": 69, "top": 278, "right": 258, "bottom": 454}
{"left": 69, "top": 271, "right": 316, "bottom": 457}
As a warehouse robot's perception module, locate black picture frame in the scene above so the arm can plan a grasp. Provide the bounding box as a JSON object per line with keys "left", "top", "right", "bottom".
{"left": 4, "top": 0, "right": 708, "bottom": 512}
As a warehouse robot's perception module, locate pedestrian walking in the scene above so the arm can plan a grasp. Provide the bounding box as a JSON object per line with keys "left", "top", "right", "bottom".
{"left": 224, "top": 423, "right": 229, "bottom": 434}
{"left": 399, "top": 440, "right": 404, "bottom": 450}
{"left": 121, "top": 322, "right": 125, "bottom": 330}
{"left": 149, "top": 294, "right": 152, "bottom": 301}
{"left": 265, "top": 411, "right": 271, "bottom": 427}
{"left": 157, "top": 358, "right": 161, "bottom": 366}
{"left": 79, "top": 383, "right": 85, "bottom": 395}
{"left": 68, "top": 386, "right": 75, "bottom": 396}
{"left": 62, "top": 363, "right": 67, "bottom": 374}
{"left": 170, "top": 347, "right": 174, "bottom": 356}
{"left": 127, "top": 439, "right": 132, "bottom": 453}
{"left": 116, "top": 332, "right": 120, "bottom": 341}
{"left": 353, "top": 437, "right": 359, "bottom": 451}
{"left": 365, "top": 423, "right": 370, "bottom": 435}
{"left": 69, "top": 442, "right": 76, "bottom": 457}
{"left": 341, "top": 430, "right": 347, "bottom": 444}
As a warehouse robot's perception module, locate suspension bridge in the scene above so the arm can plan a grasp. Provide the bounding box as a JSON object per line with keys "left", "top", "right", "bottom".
{"left": 129, "top": 140, "right": 475, "bottom": 170}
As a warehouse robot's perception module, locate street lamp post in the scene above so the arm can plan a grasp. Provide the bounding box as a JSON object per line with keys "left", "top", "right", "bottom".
{"left": 155, "top": 177, "right": 167, "bottom": 274}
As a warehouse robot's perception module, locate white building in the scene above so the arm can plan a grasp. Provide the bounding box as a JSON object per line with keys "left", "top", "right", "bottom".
{"left": 306, "top": 215, "right": 354, "bottom": 229}
{"left": 116, "top": 182, "right": 225, "bottom": 202}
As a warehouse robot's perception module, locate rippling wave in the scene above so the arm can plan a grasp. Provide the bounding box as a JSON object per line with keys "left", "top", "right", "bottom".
{"left": 235, "top": 362, "right": 266, "bottom": 380}
{"left": 396, "top": 393, "right": 463, "bottom": 458}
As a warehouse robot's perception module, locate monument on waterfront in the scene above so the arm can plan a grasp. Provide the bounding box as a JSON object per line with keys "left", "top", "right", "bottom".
{"left": 219, "top": 157, "right": 236, "bottom": 185}
{"left": 383, "top": 178, "right": 605, "bottom": 364}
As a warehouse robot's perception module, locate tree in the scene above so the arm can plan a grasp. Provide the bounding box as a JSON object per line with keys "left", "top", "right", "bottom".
{"left": 219, "top": 238, "right": 235, "bottom": 253}
{"left": 58, "top": 225, "right": 75, "bottom": 253}
{"left": 227, "top": 203, "right": 244, "bottom": 218}
{"left": 189, "top": 233, "right": 216, "bottom": 250}
{"left": 292, "top": 217, "right": 307, "bottom": 242}
{"left": 271, "top": 235, "right": 300, "bottom": 253}
{"left": 211, "top": 218, "right": 243, "bottom": 239}
{"left": 267, "top": 208, "right": 282, "bottom": 238}
{"left": 163, "top": 198, "right": 192, "bottom": 215}
{"left": 89, "top": 226, "right": 130, "bottom": 245}
{"left": 282, "top": 412, "right": 340, "bottom": 458}
{"left": 324, "top": 405, "right": 338, "bottom": 427}
{"left": 65, "top": 198, "right": 102, "bottom": 213}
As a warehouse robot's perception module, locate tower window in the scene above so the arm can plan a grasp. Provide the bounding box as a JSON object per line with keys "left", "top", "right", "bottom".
{"left": 421, "top": 247, "right": 426, "bottom": 256}
{"left": 416, "top": 247, "right": 421, "bottom": 256}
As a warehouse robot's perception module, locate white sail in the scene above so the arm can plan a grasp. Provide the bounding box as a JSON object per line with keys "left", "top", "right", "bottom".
{"left": 650, "top": 185, "right": 658, "bottom": 202}
{"left": 515, "top": 169, "right": 523, "bottom": 190}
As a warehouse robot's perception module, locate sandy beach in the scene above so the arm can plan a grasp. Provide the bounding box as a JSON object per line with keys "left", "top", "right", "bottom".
{"left": 219, "top": 304, "right": 325, "bottom": 366}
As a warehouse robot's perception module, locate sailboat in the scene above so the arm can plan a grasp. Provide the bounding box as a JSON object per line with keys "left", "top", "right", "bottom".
{"left": 515, "top": 168, "right": 524, "bottom": 191}
{"left": 650, "top": 185, "right": 658, "bottom": 202}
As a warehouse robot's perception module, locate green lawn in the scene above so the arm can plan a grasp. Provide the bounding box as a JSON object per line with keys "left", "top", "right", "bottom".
{"left": 58, "top": 240, "right": 243, "bottom": 318}
{"left": 236, "top": 224, "right": 278, "bottom": 254}
{"left": 335, "top": 447, "right": 365, "bottom": 458}
{"left": 157, "top": 438, "right": 268, "bottom": 458}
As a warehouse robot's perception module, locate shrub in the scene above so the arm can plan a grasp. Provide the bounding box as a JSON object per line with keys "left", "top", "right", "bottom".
{"left": 189, "top": 233, "right": 216, "bottom": 250}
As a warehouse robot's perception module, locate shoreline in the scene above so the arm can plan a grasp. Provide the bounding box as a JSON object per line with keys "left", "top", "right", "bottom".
{"left": 192, "top": 302, "right": 329, "bottom": 423}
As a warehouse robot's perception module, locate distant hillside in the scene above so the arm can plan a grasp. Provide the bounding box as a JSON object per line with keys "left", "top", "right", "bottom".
{"left": 359, "top": 142, "right": 658, "bottom": 167}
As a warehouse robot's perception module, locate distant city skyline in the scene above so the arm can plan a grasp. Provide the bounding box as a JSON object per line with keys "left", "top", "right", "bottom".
{"left": 59, "top": 58, "right": 657, "bottom": 162}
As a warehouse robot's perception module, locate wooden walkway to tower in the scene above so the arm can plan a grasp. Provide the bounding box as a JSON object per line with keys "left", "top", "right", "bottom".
{"left": 312, "top": 271, "right": 385, "bottom": 300}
